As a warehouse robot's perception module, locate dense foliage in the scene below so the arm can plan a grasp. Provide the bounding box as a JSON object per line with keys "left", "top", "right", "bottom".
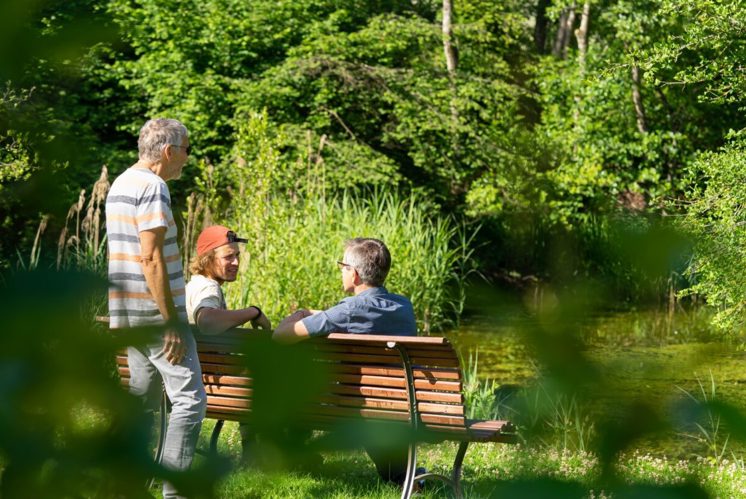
{"left": 1, "top": 0, "right": 744, "bottom": 326}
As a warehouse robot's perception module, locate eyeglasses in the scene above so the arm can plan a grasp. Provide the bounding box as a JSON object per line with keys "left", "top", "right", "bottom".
{"left": 336, "top": 261, "right": 355, "bottom": 271}
{"left": 227, "top": 231, "right": 248, "bottom": 244}
{"left": 170, "top": 144, "right": 191, "bottom": 155}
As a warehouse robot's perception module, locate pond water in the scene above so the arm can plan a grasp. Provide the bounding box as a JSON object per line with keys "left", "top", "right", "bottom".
{"left": 443, "top": 283, "right": 746, "bottom": 457}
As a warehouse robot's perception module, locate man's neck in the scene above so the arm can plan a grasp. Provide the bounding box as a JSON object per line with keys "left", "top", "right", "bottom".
{"left": 132, "top": 159, "right": 168, "bottom": 180}
{"left": 202, "top": 273, "right": 224, "bottom": 287}
{"left": 353, "top": 283, "right": 376, "bottom": 295}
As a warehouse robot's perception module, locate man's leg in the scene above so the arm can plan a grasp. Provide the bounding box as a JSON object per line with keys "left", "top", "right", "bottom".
{"left": 149, "top": 330, "right": 207, "bottom": 499}
{"left": 364, "top": 444, "right": 409, "bottom": 485}
{"left": 127, "top": 345, "right": 163, "bottom": 429}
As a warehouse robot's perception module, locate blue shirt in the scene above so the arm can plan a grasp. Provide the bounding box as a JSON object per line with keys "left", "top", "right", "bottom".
{"left": 301, "top": 287, "right": 417, "bottom": 337}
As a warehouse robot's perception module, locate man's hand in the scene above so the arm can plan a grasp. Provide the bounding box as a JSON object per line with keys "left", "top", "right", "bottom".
{"left": 162, "top": 325, "right": 187, "bottom": 364}
{"left": 251, "top": 309, "right": 272, "bottom": 330}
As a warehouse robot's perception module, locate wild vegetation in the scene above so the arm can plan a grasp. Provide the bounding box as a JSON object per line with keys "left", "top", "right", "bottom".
{"left": 2, "top": 0, "right": 746, "bottom": 497}
{"left": 2, "top": 0, "right": 744, "bottom": 326}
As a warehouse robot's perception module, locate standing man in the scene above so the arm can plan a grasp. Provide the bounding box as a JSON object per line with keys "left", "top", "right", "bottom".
{"left": 273, "top": 237, "right": 418, "bottom": 486}
{"left": 106, "top": 118, "right": 205, "bottom": 499}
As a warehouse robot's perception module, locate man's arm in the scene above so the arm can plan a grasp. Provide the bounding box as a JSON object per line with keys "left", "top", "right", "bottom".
{"left": 196, "top": 306, "right": 270, "bottom": 334}
{"left": 140, "top": 227, "right": 184, "bottom": 364}
{"left": 272, "top": 309, "right": 313, "bottom": 344}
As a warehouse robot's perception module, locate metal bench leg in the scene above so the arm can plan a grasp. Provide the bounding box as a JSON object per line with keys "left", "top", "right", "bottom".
{"left": 400, "top": 442, "right": 418, "bottom": 499}
{"left": 451, "top": 441, "right": 469, "bottom": 499}
{"left": 210, "top": 420, "right": 225, "bottom": 455}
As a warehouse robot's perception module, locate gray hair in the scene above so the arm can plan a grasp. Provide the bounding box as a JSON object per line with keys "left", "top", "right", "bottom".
{"left": 344, "top": 238, "right": 391, "bottom": 287}
{"left": 138, "top": 118, "right": 188, "bottom": 162}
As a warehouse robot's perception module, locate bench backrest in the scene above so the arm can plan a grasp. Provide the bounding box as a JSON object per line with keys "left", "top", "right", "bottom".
{"left": 116, "top": 330, "right": 473, "bottom": 438}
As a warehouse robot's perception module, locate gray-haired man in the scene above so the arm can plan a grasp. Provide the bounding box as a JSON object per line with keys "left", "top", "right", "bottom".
{"left": 273, "top": 237, "right": 417, "bottom": 486}
{"left": 106, "top": 118, "right": 206, "bottom": 499}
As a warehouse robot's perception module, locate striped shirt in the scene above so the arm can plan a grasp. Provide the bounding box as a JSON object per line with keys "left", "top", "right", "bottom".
{"left": 106, "top": 167, "right": 187, "bottom": 328}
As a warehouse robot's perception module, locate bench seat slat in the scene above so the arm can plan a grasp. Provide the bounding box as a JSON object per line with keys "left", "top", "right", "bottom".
{"left": 315, "top": 395, "right": 464, "bottom": 416}
{"left": 313, "top": 344, "right": 458, "bottom": 358}
{"left": 121, "top": 373, "right": 254, "bottom": 387}
{"left": 326, "top": 333, "right": 450, "bottom": 346}
{"left": 316, "top": 353, "right": 460, "bottom": 367}
{"left": 328, "top": 384, "right": 463, "bottom": 404}
{"left": 331, "top": 364, "right": 461, "bottom": 381}
{"left": 334, "top": 374, "right": 461, "bottom": 392}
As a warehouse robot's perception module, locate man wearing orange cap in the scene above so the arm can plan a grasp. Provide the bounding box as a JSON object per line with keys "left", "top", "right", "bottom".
{"left": 186, "top": 225, "right": 270, "bottom": 464}
{"left": 186, "top": 225, "right": 270, "bottom": 334}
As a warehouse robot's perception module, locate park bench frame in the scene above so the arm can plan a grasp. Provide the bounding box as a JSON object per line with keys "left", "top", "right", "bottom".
{"left": 115, "top": 329, "right": 516, "bottom": 499}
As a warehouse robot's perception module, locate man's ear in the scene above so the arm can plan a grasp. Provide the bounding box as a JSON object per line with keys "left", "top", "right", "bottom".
{"left": 352, "top": 269, "right": 363, "bottom": 286}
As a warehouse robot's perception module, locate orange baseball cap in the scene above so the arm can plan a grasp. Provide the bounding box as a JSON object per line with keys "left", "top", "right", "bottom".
{"left": 196, "top": 225, "right": 248, "bottom": 256}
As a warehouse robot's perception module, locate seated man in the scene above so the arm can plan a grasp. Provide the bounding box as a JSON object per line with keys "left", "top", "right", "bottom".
{"left": 273, "top": 237, "right": 417, "bottom": 485}
{"left": 186, "top": 225, "right": 270, "bottom": 333}
{"left": 185, "top": 225, "right": 271, "bottom": 463}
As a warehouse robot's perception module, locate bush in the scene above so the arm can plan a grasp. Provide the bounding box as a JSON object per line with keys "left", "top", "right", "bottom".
{"left": 680, "top": 136, "right": 746, "bottom": 333}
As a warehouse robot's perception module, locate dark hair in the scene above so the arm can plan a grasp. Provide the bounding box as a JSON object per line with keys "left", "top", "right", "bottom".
{"left": 344, "top": 238, "right": 391, "bottom": 287}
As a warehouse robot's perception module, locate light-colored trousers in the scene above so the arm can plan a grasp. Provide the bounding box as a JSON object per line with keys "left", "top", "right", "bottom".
{"left": 127, "top": 330, "right": 206, "bottom": 499}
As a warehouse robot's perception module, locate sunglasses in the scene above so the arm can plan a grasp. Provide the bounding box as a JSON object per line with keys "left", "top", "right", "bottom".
{"left": 170, "top": 144, "right": 191, "bottom": 154}
{"left": 336, "top": 261, "right": 356, "bottom": 271}
{"left": 227, "top": 231, "right": 248, "bottom": 244}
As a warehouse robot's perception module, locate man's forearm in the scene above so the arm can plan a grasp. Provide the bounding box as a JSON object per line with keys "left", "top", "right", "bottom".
{"left": 197, "top": 307, "right": 260, "bottom": 334}
{"left": 273, "top": 310, "right": 311, "bottom": 343}
{"left": 141, "top": 252, "right": 177, "bottom": 322}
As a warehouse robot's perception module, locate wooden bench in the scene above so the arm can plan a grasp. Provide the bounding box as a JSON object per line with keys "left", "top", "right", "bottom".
{"left": 115, "top": 329, "right": 516, "bottom": 499}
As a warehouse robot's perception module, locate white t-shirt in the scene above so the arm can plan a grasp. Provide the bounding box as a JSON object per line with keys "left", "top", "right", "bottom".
{"left": 185, "top": 274, "right": 226, "bottom": 324}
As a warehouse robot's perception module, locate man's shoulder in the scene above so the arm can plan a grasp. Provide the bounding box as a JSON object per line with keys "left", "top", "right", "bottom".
{"left": 109, "top": 168, "right": 167, "bottom": 196}
{"left": 186, "top": 274, "right": 220, "bottom": 292}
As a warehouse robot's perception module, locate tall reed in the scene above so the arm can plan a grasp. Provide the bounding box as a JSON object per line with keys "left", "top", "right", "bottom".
{"left": 56, "top": 165, "right": 110, "bottom": 274}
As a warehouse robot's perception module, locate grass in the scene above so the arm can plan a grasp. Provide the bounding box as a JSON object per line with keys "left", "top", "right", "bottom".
{"left": 139, "top": 419, "right": 746, "bottom": 498}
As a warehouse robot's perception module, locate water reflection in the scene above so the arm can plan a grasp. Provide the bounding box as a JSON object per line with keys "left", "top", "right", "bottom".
{"left": 444, "top": 284, "right": 746, "bottom": 457}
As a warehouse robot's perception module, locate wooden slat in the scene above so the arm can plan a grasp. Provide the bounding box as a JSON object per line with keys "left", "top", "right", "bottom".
{"left": 334, "top": 373, "right": 461, "bottom": 392}
{"left": 202, "top": 374, "right": 252, "bottom": 386}
{"left": 197, "top": 352, "right": 246, "bottom": 366}
{"left": 318, "top": 352, "right": 460, "bottom": 368}
{"left": 328, "top": 384, "right": 462, "bottom": 404}
{"left": 316, "top": 395, "right": 463, "bottom": 416}
{"left": 121, "top": 373, "right": 253, "bottom": 387}
{"left": 199, "top": 362, "right": 249, "bottom": 376}
{"left": 329, "top": 384, "right": 407, "bottom": 400}
{"left": 331, "top": 364, "right": 461, "bottom": 381}
{"left": 197, "top": 342, "right": 248, "bottom": 354}
{"left": 415, "top": 390, "right": 463, "bottom": 404}
{"left": 304, "top": 404, "right": 410, "bottom": 422}
{"left": 467, "top": 420, "right": 516, "bottom": 433}
{"left": 325, "top": 333, "right": 450, "bottom": 346}
{"left": 207, "top": 395, "right": 250, "bottom": 409}
{"left": 204, "top": 385, "right": 252, "bottom": 397}
{"left": 313, "top": 343, "right": 458, "bottom": 359}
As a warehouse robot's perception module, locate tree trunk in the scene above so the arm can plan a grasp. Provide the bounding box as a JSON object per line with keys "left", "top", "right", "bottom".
{"left": 442, "top": 0, "right": 460, "bottom": 193}
{"left": 631, "top": 64, "right": 648, "bottom": 133}
{"left": 574, "top": 1, "right": 590, "bottom": 74}
{"left": 572, "top": 2, "right": 590, "bottom": 127}
{"left": 442, "top": 0, "right": 457, "bottom": 77}
{"left": 534, "top": 0, "right": 551, "bottom": 54}
{"left": 552, "top": 4, "right": 576, "bottom": 59}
